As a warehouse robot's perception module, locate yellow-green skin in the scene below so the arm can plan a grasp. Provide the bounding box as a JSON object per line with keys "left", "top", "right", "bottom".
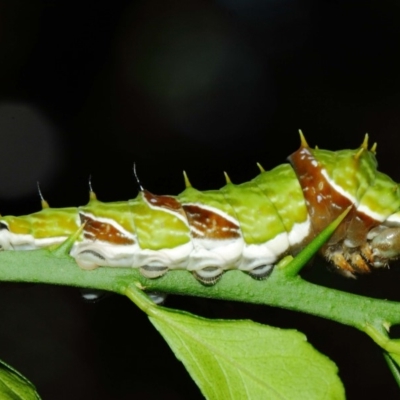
{"left": 313, "top": 147, "right": 400, "bottom": 221}
{"left": 0, "top": 137, "right": 399, "bottom": 280}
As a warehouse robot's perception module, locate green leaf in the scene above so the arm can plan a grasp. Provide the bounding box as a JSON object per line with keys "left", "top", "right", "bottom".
{"left": 0, "top": 359, "right": 41, "bottom": 400}
{"left": 148, "top": 306, "right": 345, "bottom": 400}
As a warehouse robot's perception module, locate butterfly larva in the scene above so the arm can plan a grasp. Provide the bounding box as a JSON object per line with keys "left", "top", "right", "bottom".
{"left": 1, "top": 132, "right": 399, "bottom": 284}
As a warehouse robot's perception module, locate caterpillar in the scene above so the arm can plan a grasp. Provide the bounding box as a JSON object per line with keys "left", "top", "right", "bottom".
{"left": 1, "top": 132, "right": 400, "bottom": 284}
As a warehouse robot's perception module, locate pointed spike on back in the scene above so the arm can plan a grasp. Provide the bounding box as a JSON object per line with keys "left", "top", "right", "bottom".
{"left": 354, "top": 147, "right": 364, "bottom": 161}
{"left": 223, "top": 171, "right": 232, "bottom": 184}
{"left": 256, "top": 162, "right": 265, "bottom": 173}
{"left": 298, "top": 129, "right": 309, "bottom": 148}
{"left": 89, "top": 190, "right": 97, "bottom": 201}
{"left": 183, "top": 171, "right": 192, "bottom": 188}
{"left": 88, "top": 176, "right": 97, "bottom": 201}
{"left": 37, "top": 182, "right": 50, "bottom": 209}
{"left": 133, "top": 163, "right": 144, "bottom": 191}
{"left": 361, "top": 133, "right": 369, "bottom": 150}
{"left": 370, "top": 142, "right": 377, "bottom": 154}
{"left": 41, "top": 199, "right": 50, "bottom": 209}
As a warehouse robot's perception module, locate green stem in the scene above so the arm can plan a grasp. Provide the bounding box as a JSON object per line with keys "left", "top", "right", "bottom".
{"left": 1, "top": 246, "right": 400, "bottom": 336}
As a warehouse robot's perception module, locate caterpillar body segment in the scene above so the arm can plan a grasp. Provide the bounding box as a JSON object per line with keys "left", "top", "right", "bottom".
{"left": 1, "top": 135, "right": 400, "bottom": 283}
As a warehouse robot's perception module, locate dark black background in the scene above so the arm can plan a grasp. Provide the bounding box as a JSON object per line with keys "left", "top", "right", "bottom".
{"left": 1, "top": 1, "right": 400, "bottom": 398}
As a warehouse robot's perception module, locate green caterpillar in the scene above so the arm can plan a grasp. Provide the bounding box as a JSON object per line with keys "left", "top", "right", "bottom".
{"left": 1, "top": 132, "right": 399, "bottom": 283}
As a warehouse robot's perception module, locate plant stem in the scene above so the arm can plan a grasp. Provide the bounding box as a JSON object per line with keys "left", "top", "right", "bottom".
{"left": 1, "top": 247, "right": 400, "bottom": 338}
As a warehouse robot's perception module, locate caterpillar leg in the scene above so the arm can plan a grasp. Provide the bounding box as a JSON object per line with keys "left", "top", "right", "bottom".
{"left": 248, "top": 264, "right": 274, "bottom": 279}
{"left": 369, "top": 227, "right": 400, "bottom": 267}
{"left": 73, "top": 249, "right": 104, "bottom": 270}
{"left": 193, "top": 264, "right": 275, "bottom": 285}
{"left": 323, "top": 226, "right": 400, "bottom": 276}
{"left": 139, "top": 264, "right": 169, "bottom": 279}
{"left": 193, "top": 267, "right": 224, "bottom": 285}
{"left": 325, "top": 246, "right": 371, "bottom": 277}
{"left": 326, "top": 251, "right": 358, "bottom": 278}
{"left": 347, "top": 252, "right": 371, "bottom": 273}
{"left": 71, "top": 242, "right": 137, "bottom": 270}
